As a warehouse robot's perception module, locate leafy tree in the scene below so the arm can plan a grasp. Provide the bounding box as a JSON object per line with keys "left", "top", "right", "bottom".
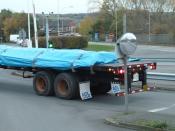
{"left": 3, "top": 13, "right": 28, "bottom": 41}
{"left": 0, "top": 9, "right": 12, "bottom": 41}
{"left": 90, "top": 0, "right": 125, "bottom": 41}
{"left": 79, "top": 16, "right": 95, "bottom": 36}
{"left": 91, "top": 0, "right": 175, "bottom": 37}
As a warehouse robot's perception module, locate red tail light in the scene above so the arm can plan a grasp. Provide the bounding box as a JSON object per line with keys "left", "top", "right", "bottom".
{"left": 118, "top": 69, "right": 125, "bottom": 74}
{"left": 108, "top": 68, "right": 125, "bottom": 75}
{"left": 148, "top": 63, "right": 156, "bottom": 70}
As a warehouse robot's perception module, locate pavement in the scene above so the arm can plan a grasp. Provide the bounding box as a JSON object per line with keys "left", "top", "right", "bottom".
{"left": 105, "top": 112, "right": 175, "bottom": 130}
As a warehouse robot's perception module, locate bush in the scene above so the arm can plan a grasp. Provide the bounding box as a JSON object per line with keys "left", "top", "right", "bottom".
{"left": 32, "top": 36, "right": 88, "bottom": 49}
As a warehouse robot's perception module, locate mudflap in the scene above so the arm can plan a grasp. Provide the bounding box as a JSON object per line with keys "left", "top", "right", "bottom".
{"left": 79, "top": 81, "right": 92, "bottom": 100}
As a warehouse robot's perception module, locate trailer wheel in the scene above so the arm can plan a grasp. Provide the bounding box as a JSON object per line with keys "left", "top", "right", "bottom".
{"left": 91, "top": 82, "right": 111, "bottom": 95}
{"left": 33, "top": 71, "right": 55, "bottom": 96}
{"left": 54, "top": 73, "right": 79, "bottom": 100}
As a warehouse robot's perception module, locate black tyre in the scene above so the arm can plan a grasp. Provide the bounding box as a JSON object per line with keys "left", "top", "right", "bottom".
{"left": 54, "top": 73, "right": 79, "bottom": 100}
{"left": 91, "top": 82, "right": 111, "bottom": 95}
{"left": 33, "top": 71, "right": 55, "bottom": 96}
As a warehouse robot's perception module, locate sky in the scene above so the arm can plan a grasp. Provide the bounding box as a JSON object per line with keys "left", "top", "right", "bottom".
{"left": 0, "top": 0, "right": 95, "bottom": 14}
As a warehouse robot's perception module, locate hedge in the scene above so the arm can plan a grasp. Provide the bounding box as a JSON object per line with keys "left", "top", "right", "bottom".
{"left": 32, "top": 36, "right": 88, "bottom": 49}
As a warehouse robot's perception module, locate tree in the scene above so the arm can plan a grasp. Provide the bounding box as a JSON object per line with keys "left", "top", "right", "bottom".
{"left": 3, "top": 13, "right": 28, "bottom": 41}
{"left": 79, "top": 16, "right": 95, "bottom": 36}
{"left": 90, "top": 0, "right": 125, "bottom": 40}
{"left": 0, "top": 9, "right": 12, "bottom": 41}
{"left": 85, "top": 0, "right": 175, "bottom": 41}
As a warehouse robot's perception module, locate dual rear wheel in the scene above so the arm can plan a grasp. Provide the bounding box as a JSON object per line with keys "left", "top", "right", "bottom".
{"left": 33, "top": 71, "right": 110, "bottom": 99}
{"left": 33, "top": 71, "right": 79, "bottom": 99}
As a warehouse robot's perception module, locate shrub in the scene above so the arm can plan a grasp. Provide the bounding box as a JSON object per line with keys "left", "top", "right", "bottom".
{"left": 32, "top": 36, "right": 88, "bottom": 49}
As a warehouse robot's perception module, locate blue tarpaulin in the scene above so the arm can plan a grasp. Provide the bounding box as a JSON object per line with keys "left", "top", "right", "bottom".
{"left": 0, "top": 45, "right": 139, "bottom": 70}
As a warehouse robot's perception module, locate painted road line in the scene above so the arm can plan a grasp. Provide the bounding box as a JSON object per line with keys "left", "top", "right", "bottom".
{"left": 152, "top": 49, "right": 175, "bottom": 52}
{"left": 148, "top": 104, "right": 175, "bottom": 113}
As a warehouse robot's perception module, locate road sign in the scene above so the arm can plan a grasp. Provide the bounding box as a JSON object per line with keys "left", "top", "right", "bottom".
{"left": 19, "top": 29, "right": 26, "bottom": 40}
{"left": 116, "top": 33, "right": 137, "bottom": 114}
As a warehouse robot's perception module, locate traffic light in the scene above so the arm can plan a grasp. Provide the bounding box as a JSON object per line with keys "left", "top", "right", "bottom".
{"left": 48, "top": 41, "right": 53, "bottom": 48}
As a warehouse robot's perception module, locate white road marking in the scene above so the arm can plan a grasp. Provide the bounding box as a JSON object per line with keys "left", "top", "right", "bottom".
{"left": 148, "top": 104, "right": 175, "bottom": 113}
{"left": 148, "top": 107, "right": 168, "bottom": 113}
{"left": 139, "top": 45, "right": 175, "bottom": 52}
{"left": 152, "top": 49, "right": 175, "bottom": 52}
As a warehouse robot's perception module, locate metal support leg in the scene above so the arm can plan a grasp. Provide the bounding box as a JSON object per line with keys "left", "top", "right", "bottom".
{"left": 127, "top": 69, "right": 132, "bottom": 93}
{"left": 142, "top": 68, "right": 147, "bottom": 89}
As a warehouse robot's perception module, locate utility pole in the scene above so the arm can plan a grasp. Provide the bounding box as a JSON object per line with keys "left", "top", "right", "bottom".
{"left": 124, "top": 56, "right": 128, "bottom": 113}
{"left": 32, "top": 1, "right": 38, "bottom": 48}
{"left": 27, "top": 0, "right": 32, "bottom": 48}
{"left": 114, "top": 0, "right": 117, "bottom": 41}
{"left": 27, "top": 0, "right": 31, "bottom": 42}
{"left": 57, "top": 0, "right": 60, "bottom": 36}
{"left": 45, "top": 16, "right": 49, "bottom": 48}
{"left": 62, "top": 19, "right": 64, "bottom": 32}
{"left": 123, "top": 13, "right": 127, "bottom": 34}
{"left": 28, "top": 13, "right": 31, "bottom": 41}
{"left": 61, "top": 6, "right": 74, "bottom": 34}
{"left": 148, "top": 11, "right": 151, "bottom": 42}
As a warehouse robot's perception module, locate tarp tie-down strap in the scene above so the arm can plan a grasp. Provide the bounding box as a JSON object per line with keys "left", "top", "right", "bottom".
{"left": 71, "top": 53, "right": 84, "bottom": 72}
{"left": 0, "top": 49, "right": 8, "bottom": 54}
{"left": 32, "top": 51, "right": 45, "bottom": 67}
{"left": 0, "top": 49, "right": 8, "bottom": 65}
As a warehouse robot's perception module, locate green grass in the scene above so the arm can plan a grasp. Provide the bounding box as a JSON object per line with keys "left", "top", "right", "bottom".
{"left": 132, "top": 119, "right": 168, "bottom": 129}
{"left": 85, "top": 44, "right": 114, "bottom": 51}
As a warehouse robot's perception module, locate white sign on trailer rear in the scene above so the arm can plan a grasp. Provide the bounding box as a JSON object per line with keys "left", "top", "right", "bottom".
{"left": 79, "top": 81, "right": 92, "bottom": 100}
{"left": 10, "top": 34, "right": 19, "bottom": 43}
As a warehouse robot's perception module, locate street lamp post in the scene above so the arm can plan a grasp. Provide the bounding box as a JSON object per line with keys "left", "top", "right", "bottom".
{"left": 57, "top": 0, "right": 60, "bottom": 36}
{"left": 45, "top": 15, "right": 49, "bottom": 48}
{"left": 114, "top": 1, "right": 117, "bottom": 41}
{"left": 42, "top": 12, "right": 45, "bottom": 30}
{"left": 42, "top": 12, "right": 53, "bottom": 48}
{"left": 61, "top": 6, "right": 74, "bottom": 33}
{"left": 148, "top": 11, "right": 151, "bottom": 42}
{"left": 62, "top": 19, "right": 64, "bottom": 32}
{"left": 116, "top": 33, "right": 137, "bottom": 114}
{"left": 32, "top": 1, "right": 38, "bottom": 48}
{"left": 123, "top": 13, "right": 127, "bottom": 34}
{"left": 27, "top": 0, "right": 31, "bottom": 42}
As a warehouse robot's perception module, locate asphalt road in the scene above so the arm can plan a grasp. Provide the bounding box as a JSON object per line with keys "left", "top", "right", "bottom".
{"left": 133, "top": 45, "right": 175, "bottom": 59}
{"left": 0, "top": 69, "right": 175, "bottom": 131}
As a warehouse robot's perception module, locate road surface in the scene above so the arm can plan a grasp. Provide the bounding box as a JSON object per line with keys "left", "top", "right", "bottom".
{"left": 0, "top": 69, "right": 175, "bottom": 131}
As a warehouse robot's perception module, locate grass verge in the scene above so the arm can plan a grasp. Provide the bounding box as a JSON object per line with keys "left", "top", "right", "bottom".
{"left": 85, "top": 44, "right": 114, "bottom": 51}
{"left": 131, "top": 119, "right": 168, "bottom": 129}
{"left": 105, "top": 112, "right": 175, "bottom": 131}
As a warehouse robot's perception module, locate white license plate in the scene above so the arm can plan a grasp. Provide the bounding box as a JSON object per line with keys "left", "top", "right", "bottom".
{"left": 79, "top": 81, "right": 92, "bottom": 100}
{"left": 133, "top": 73, "right": 139, "bottom": 82}
{"left": 110, "top": 82, "right": 121, "bottom": 93}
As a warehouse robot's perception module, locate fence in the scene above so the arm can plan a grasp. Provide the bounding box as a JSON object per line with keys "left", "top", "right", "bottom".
{"left": 136, "top": 34, "right": 175, "bottom": 45}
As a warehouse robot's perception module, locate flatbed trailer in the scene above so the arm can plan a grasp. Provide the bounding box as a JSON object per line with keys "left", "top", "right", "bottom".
{"left": 0, "top": 59, "right": 156, "bottom": 100}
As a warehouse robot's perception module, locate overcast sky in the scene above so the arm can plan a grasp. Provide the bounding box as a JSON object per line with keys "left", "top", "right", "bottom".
{"left": 0, "top": 0, "right": 95, "bottom": 14}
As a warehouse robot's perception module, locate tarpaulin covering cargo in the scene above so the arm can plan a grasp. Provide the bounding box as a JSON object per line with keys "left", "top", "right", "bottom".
{"left": 0, "top": 45, "right": 139, "bottom": 70}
